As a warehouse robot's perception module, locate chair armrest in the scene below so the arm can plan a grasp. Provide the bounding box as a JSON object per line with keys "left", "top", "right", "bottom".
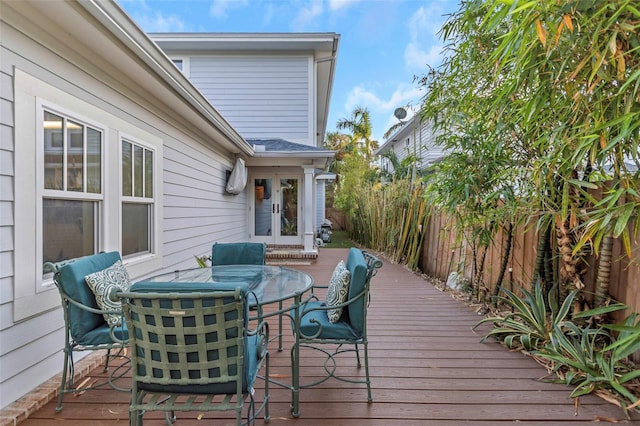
{"left": 308, "top": 283, "right": 330, "bottom": 300}
{"left": 248, "top": 320, "right": 269, "bottom": 360}
{"left": 301, "top": 286, "right": 367, "bottom": 318}
{"left": 61, "top": 286, "right": 122, "bottom": 317}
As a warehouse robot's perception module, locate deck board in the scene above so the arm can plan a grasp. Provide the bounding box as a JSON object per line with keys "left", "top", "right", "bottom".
{"left": 15, "top": 248, "right": 639, "bottom": 425}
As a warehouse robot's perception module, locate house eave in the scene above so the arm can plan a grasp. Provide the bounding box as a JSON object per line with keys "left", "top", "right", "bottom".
{"left": 8, "top": 0, "right": 254, "bottom": 156}
{"left": 83, "top": 1, "right": 253, "bottom": 155}
{"left": 150, "top": 32, "right": 340, "bottom": 149}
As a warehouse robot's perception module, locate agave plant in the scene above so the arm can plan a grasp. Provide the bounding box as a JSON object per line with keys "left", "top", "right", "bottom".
{"left": 474, "top": 281, "right": 577, "bottom": 351}
{"left": 535, "top": 313, "right": 640, "bottom": 414}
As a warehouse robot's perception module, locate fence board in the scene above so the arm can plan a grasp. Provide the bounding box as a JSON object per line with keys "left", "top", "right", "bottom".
{"left": 420, "top": 211, "right": 640, "bottom": 316}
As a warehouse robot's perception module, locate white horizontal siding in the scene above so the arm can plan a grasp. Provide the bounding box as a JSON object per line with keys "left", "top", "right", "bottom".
{"left": 159, "top": 143, "right": 247, "bottom": 272}
{"left": 390, "top": 119, "right": 445, "bottom": 170}
{"left": 0, "top": 64, "right": 16, "bottom": 322}
{"left": 189, "top": 56, "right": 311, "bottom": 143}
{"left": 1, "top": 26, "right": 250, "bottom": 411}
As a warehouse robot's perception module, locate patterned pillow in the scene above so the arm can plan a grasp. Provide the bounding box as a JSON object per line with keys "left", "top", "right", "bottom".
{"left": 325, "top": 260, "right": 351, "bottom": 323}
{"left": 85, "top": 260, "right": 131, "bottom": 327}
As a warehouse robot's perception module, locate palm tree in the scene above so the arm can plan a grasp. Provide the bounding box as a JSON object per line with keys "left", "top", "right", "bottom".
{"left": 323, "top": 131, "right": 353, "bottom": 176}
{"left": 336, "top": 106, "right": 378, "bottom": 163}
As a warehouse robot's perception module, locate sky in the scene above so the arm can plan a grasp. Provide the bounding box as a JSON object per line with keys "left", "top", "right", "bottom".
{"left": 117, "top": 0, "right": 459, "bottom": 143}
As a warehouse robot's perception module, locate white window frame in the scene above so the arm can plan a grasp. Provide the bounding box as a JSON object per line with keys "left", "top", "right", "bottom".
{"left": 38, "top": 105, "right": 107, "bottom": 283}
{"left": 14, "top": 69, "right": 163, "bottom": 321}
{"left": 170, "top": 56, "right": 189, "bottom": 76}
{"left": 120, "top": 134, "right": 157, "bottom": 260}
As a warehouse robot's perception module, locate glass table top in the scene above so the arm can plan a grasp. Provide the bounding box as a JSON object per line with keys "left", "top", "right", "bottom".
{"left": 142, "top": 265, "right": 314, "bottom": 306}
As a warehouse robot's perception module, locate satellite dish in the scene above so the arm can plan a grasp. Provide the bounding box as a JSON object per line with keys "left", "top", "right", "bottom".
{"left": 394, "top": 107, "right": 407, "bottom": 120}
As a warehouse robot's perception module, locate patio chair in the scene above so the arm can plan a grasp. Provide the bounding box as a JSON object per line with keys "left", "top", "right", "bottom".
{"left": 45, "top": 251, "right": 130, "bottom": 412}
{"left": 211, "top": 242, "right": 267, "bottom": 266}
{"left": 116, "top": 281, "right": 270, "bottom": 425}
{"left": 290, "top": 248, "right": 382, "bottom": 417}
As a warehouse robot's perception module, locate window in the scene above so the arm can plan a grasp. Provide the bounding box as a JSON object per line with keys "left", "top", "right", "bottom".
{"left": 170, "top": 57, "right": 189, "bottom": 75}
{"left": 42, "top": 110, "right": 103, "bottom": 263}
{"left": 172, "top": 59, "right": 183, "bottom": 70}
{"left": 121, "top": 139, "right": 154, "bottom": 257}
{"left": 14, "top": 69, "right": 163, "bottom": 321}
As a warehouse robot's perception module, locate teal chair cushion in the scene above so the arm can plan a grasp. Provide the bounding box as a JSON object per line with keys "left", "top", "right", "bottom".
{"left": 58, "top": 251, "right": 122, "bottom": 344}
{"left": 127, "top": 281, "right": 260, "bottom": 395}
{"left": 345, "top": 248, "right": 369, "bottom": 334}
{"left": 80, "top": 323, "right": 128, "bottom": 346}
{"left": 298, "top": 300, "right": 360, "bottom": 340}
{"left": 211, "top": 242, "right": 266, "bottom": 266}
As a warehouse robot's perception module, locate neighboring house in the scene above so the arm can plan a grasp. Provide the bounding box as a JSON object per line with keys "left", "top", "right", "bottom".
{"left": 0, "top": 0, "right": 337, "bottom": 410}
{"left": 375, "top": 113, "right": 445, "bottom": 177}
{"left": 150, "top": 33, "right": 338, "bottom": 249}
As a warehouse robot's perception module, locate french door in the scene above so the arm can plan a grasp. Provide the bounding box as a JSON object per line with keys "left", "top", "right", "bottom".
{"left": 251, "top": 175, "right": 300, "bottom": 245}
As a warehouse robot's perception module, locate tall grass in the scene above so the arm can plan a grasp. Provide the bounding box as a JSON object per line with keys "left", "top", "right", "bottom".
{"left": 346, "top": 180, "right": 431, "bottom": 270}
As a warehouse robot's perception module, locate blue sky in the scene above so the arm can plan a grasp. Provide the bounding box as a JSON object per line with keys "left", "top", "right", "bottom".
{"left": 118, "top": 0, "right": 459, "bottom": 143}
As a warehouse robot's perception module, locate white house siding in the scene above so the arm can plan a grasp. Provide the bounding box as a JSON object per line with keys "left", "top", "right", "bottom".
{"left": 0, "top": 28, "right": 69, "bottom": 409}
{"left": 0, "top": 17, "right": 246, "bottom": 409}
{"left": 189, "top": 56, "right": 312, "bottom": 145}
{"left": 161, "top": 143, "right": 248, "bottom": 271}
{"left": 380, "top": 118, "right": 445, "bottom": 174}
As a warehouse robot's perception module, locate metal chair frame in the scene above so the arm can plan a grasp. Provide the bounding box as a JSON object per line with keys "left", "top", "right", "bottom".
{"left": 45, "top": 253, "right": 130, "bottom": 412}
{"left": 117, "top": 286, "right": 270, "bottom": 426}
{"left": 290, "top": 249, "right": 382, "bottom": 417}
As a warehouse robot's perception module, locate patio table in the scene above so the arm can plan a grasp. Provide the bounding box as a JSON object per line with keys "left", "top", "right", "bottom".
{"left": 139, "top": 265, "right": 315, "bottom": 352}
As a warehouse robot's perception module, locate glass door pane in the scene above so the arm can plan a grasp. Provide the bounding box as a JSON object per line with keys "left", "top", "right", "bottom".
{"left": 280, "top": 178, "right": 298, "bottom": 237}
{"left": 254, "top": 178, "right": 273, "bottom": 237}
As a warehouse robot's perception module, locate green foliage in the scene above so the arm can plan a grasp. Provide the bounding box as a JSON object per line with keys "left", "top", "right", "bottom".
{"left": 478, "top": 286, "right": 640, "bottom": 412}
{"left": 335, "top": 106, "right": 378, "bottom": 163}
{"left": 420, "top": 0, "right": 640, "bottom": 297}
{"left": 194, "top": 255, "right": 209, "bottom": 268}
{"left": 475, "top": 281, "right": 577, "bottom": 350}
{"left": 602, "top": 312, "right": 640, "bottom": 361}
{"left": 536, "top": 313, "right": 640, "bottom": 410}
{"left": 346, "top": 179, "right": 430, "bottom": 270}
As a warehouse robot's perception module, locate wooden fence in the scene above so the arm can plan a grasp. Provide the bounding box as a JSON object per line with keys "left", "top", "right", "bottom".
{"left": 419, "top": 211, "right": 640, "bottom": 317}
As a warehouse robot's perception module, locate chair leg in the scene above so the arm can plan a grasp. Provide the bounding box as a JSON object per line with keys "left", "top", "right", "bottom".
{"left": 290, "top": 343, "right": 300, "bottom": 418}
{"left": 103, "top": 348, "right": 111, "bottom": 372}
{"left": 55, "top": 347, "right": 72, "bottom": 412}
{"left": 264, "top": 352, "right": 270, "bottom": 423}
{"left": 277, "top": 301, "right": 283, "bottom": 351}
{"left": 354, "top": 343, "right": 362, "bottom": 368}
{"left": 130, "top": 390, "right": 143, "bottom": 426}
{"left": 363, "top": 342, "right": 372, "bottom": 403}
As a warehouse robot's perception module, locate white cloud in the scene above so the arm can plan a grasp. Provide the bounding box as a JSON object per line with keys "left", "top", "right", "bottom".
{"left": 403, "top": 6, "right": 446, "bottom": 69}
{"left": 328, "top": 0, "right": 361, "bottom": 11}
{"left": 209, "top": 0, "right": 250, "bottom": 19}
{"left": 405, "top": 43, "right": 443, "bottom": 69}
{"left": 291, "top": 1, "right": 324, "bottom": 31}
{"left": 341, "top": 83, "right": 425, "bottom": 141}
{"left": 133, "top": 11, "right": 186, "bottom": 32}
{"left": 344, "top": 83, "right": 424, "bottom": 114}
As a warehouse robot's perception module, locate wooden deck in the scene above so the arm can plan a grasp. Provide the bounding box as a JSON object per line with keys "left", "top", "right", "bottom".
{"left": 14, "top": 248, "right": 640, "bottom": 425}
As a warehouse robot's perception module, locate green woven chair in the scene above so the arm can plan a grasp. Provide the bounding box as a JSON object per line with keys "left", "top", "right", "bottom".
{"left": 290, "top": 248, "right": 382, "bottom": 417}
{"left": 117, "top": 282, "right": 270, "bottom": 425}
{"left": 211, "top": 242, "right": 267, "bottom": 266}
{"left": 45, "top": 251, "right": 130, "bottom": 412}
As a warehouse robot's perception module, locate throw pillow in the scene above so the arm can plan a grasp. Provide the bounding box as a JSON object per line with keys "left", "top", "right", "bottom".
{"left": 325, "top": 260, "right": 351, "bottom": 323}
{"left": 85, "top": 260, "right": 131, "bottom": 327}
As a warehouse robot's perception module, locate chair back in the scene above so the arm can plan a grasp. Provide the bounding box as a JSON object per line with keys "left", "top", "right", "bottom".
{"left": 51, "top": 251, "right": 122, "bottom": 343}
{"left": 344, "top": 248, "right": 372, "bottom": 335}
{"left": 211, "top": 242, "right": 266, "bottom": 266}
{"left": 120, "top": 282, "right": 257, "bottom": 395}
